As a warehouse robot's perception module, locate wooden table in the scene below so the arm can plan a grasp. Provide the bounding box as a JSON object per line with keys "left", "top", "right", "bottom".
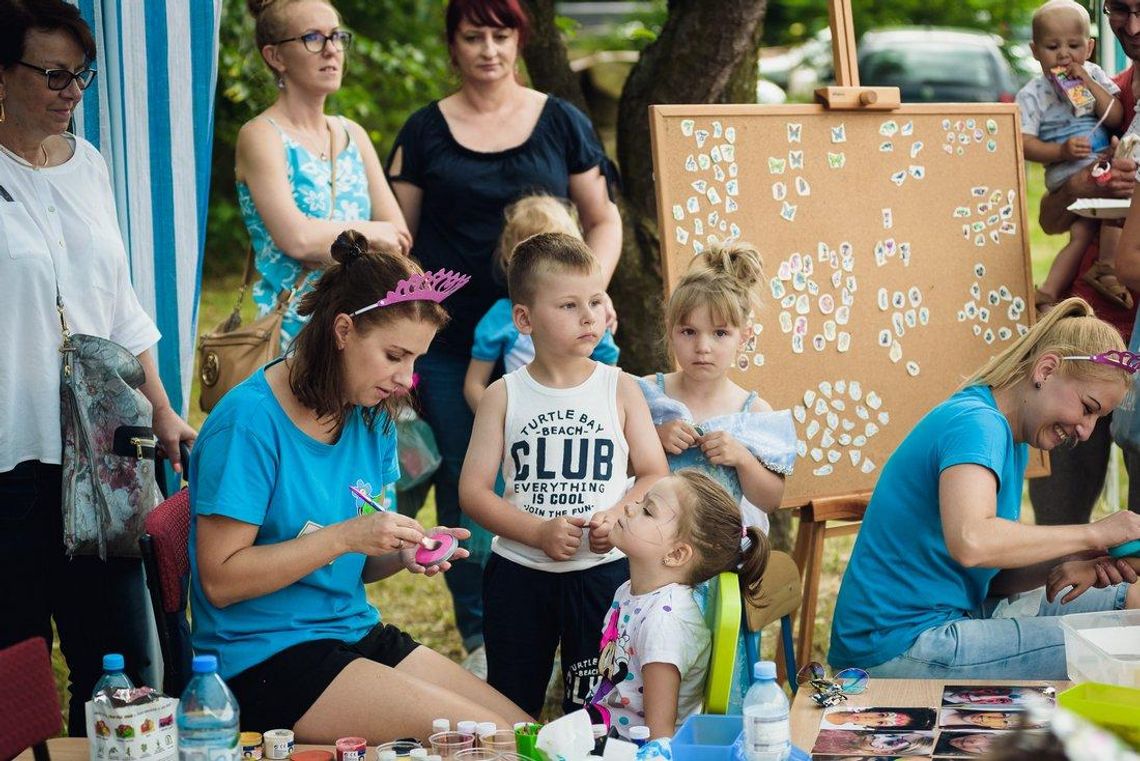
{"left": 15, "top": 739, "right": 333, "bottom": 761}
{"left": 790, "top": 677, "right": 1067, "bottom": 751}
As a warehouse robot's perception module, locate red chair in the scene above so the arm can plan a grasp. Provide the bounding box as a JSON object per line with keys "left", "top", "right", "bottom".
{"left": 0, "top": 638, "right": 62, "bottom": 761}
{"left": 139, "top": 487, "right": 192, "bottom": 696}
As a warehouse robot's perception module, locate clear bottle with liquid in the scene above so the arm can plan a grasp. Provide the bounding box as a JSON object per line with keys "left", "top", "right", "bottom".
{"left": 177, "top": 655, "right": 240, "bottom": 761}
{"left": 742, "top": 661, "right": 790, "bottom": 761}
{"left": 92, "top": 653, "right": 135, "bottom": 699}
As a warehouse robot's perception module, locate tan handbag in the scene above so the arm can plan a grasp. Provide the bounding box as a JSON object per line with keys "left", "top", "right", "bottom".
{"left": 198, "top": 125, "right": 338, "bottom": 412}
{"left": 195, "top": 249, "right": 307, "bottom": 412}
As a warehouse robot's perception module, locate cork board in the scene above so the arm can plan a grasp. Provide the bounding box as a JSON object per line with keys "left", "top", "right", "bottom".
{"left": 649, "top": 103, "right": 1046, "bottom": 506}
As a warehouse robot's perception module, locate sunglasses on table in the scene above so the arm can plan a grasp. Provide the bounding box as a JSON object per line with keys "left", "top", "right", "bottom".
{"left": 796, "top": 661, "right": 869, "bottom": 707}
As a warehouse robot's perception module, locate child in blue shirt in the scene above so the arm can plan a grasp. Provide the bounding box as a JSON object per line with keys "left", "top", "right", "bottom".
{"left": 463, "top": 194, "right": 619, "bottom": 412}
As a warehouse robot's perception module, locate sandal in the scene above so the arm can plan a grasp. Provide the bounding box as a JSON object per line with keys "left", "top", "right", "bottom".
{"left": 1081, "top": 260, "right": 1135, "bottom": 310}
{"left": 1035, "top": 287, "right": 1059, "bottom": 315}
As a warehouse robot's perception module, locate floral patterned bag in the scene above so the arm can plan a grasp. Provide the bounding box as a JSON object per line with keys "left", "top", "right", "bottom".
{"left": 59, "top": 318, "right": 162, "bottom": 559}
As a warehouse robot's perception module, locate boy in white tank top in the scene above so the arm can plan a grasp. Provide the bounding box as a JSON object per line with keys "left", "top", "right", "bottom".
{"left": 460, "top": 232, "right": 668, "bottom": 717}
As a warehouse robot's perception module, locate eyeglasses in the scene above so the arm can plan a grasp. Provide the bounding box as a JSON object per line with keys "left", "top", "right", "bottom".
{"left": 1104, "top": 2, "right": 1140, "bottom": 21}
{"left": 796, "top": 661, "right": 869, "bottom": 707}
{"left": 16, "top": 61, "right": 97, "bottom": 91}
{"left": 273, "top": 30, "right": 353, "bottom": 54}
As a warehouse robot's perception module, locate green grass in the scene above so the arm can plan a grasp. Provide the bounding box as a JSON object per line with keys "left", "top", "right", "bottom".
{"left": 48, "top": 160, "right": 1123, "bottom": 727}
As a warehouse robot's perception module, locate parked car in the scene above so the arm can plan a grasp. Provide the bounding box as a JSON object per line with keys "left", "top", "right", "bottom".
{"left": 858, "top": 27, "right": 1019, "bottom": 103}
{"left": 760, "top": 28, "right": 833, "bottom": 100}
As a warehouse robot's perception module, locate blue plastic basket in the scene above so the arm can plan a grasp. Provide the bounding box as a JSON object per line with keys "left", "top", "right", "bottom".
{"left": 672, "top": 715, "right": 808, "bottom": 761}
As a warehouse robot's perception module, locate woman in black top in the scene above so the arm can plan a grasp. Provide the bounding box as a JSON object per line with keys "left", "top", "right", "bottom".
{"left": 387, "top": 0, "right": 620, "bottom": 668}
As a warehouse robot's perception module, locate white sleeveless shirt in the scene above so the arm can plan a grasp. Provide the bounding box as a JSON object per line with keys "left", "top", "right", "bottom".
{"left": 493, "top": 362, "right": 629, "bottom": 572}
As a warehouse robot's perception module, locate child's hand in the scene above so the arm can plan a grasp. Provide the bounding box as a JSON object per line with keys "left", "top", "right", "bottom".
{"left": 698, "top": 430, "right": 750, "bottom": 468}
{"left": 1066, "top": 61, "right": 1091, "bottom": 83}
{"left": 588, "top": 510, "right": 616, "bottom": 554}
{"left": 1046, "top": 559, "right": 1099, "bottom": 604}
{"left": 1045, "top": 556, "right": 1136, "bottom": 603}
{"left": 538, "top": 515, "right": 587, "bottom": 561}
{"left": 658, "top": 419, "right": 699, "bottom": 454}
{"left": 1062, "top": 135, "right": 1092, "bottom": 161}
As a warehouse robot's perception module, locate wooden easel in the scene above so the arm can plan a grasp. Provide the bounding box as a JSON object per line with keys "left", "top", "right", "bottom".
{"left": 787, "top": 0, "right": 897, "bottom": 667}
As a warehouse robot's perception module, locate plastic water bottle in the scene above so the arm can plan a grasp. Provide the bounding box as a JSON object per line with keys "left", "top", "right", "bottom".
{"left": 92, "top": 653, "right": 135, "bottom": 699}
{"left": 742, "top": 661, "right": 790, "bottom": 761}
{"left": 177, "top": 655, "right": 240, "bottom": 761}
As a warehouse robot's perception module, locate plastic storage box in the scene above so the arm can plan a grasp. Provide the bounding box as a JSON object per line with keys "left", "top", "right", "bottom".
{"left": 1059, "top": 609, "right": 1140, "bottom": 688}
{"left": 1058, "top": 682, "right": 1140, "bottom": 750}
{"left": 673, "top": 715, "right": 742, "bottom": 761}
{"left": 671, "top": 714, "right": 809, "bottom": 761}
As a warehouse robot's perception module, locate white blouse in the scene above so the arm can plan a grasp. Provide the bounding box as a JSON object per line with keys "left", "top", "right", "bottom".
{"left": 0, "top": 134, "right": 160, "bottom": 473}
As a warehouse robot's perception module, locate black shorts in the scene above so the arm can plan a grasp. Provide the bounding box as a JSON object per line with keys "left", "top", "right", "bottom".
{"left": 227, "top": 622, "right": 420, "bottom": 732}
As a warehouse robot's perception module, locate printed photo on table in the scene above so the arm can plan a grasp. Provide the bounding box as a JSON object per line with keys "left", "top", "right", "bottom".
{"left": 940, "top": 685, "right": 1056, "bottom": 708}
{"left": 821, "top": 706, "right": 938, "bottom": 731}
{"left": 939, "top": 707, "right": 1048, "bottom": 730}
{"left": 810, "top": 729, "right": 936, "bottom": 756}
{"left": 933, "top": 730, "right": 1003, "bottom": 757}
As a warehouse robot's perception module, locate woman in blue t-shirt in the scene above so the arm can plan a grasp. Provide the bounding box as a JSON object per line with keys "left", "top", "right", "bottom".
{"left": 386, "top": 0, "right": 622, "bottom": 668}
{"left": 830, "top": 298, "right": 1140, "bottom": 679}
{"left": 189, "top": 231, "right": 528, "bottom": 740}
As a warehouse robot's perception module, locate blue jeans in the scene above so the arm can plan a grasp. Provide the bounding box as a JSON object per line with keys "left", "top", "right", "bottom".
{"left": 870, "top": 584, "right": 1130, "bottom": 679}
{"left": 415, "top": 349, "right": 492, "bottom": 652}
{"left": 0, "top": 461, "right": 153, "bottom": 733}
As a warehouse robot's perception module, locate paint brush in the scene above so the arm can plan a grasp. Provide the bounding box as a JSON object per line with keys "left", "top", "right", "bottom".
{"left": 349, "top": 485, "right": 439, "bottom": 549}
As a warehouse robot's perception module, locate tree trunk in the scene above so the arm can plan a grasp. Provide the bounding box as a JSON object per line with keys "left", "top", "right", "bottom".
{"left": 520, "top": 0, "right": 590, "bottom": 114}
{"left": 612, "top": 0, "right": 768, "bottom": 375}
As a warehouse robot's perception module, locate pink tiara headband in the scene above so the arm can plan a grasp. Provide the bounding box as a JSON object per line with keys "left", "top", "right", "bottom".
{"left": 351, "top": 269, "right": 471, "bottom": 316}
{"left": 1062, "top": 350, "right": 1140, "bottom": 374}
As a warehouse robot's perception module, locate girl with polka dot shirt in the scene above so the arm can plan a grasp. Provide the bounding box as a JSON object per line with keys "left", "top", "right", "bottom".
{"left": 586, "top": 470, "right": 769, "bottom": 739}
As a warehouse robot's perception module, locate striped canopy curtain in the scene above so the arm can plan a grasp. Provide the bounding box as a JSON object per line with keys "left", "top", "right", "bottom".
{"left": 70, "top": 0, "right": 222, "bottom": 419}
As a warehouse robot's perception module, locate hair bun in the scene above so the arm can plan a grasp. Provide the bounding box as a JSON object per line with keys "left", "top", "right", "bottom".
{"left": 330, "top": 229, "right": 370, "bottom": 266}
{"left": 246, "top": 0, "right": 276, "bottom": 18}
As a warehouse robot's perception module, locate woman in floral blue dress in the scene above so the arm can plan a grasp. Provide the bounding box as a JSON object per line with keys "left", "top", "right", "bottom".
{"left": 237, "top": 0, "right": 411, "bottom": 352}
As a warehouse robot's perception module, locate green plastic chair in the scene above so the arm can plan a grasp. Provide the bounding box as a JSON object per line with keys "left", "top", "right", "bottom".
{"left": 703, "top": 571, "right": 742, "bottom": 714}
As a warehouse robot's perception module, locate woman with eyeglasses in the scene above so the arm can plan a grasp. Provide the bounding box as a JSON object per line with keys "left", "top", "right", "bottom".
{"left": 830, "top": 298, "right": 1140, "bottom": 680}
{"left": 238, "top": 0, "right": 412, "bottom": 353}
{"left": 0, "top": 0, "right": 196, "bottom": 733}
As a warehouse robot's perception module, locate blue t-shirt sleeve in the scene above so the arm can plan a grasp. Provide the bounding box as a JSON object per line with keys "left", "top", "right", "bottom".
{"left": 470, "top": 301, "right": 515, "bottom": 361}
{"left": 935, "top": 406, "right": 1011, "bottom": 492}
{"left": 590, "top": 329, "right": 620, "bottom": 365}
{"left": 191, "top": 420, "right": 278, "bottom": 526}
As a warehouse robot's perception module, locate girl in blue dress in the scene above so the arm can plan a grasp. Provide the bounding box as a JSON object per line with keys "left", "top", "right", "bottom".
{"left": 634, "top": 242, "right": 797, "bottom": 713}
{"left": 237, "top": 0, "right": 412, "bottom": 352}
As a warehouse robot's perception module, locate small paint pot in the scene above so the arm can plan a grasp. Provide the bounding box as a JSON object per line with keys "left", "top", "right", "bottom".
{"left": 415, "top": 532, "right": 458, "bottom": 566}
{"left": 264, "top": 730, "right": 294, "bottom": 760}
{"left": 336, "top": 738, "right": 368, "bottom": 761}
{"left": 241, "top": 732, "right": 263, "bottom": 759}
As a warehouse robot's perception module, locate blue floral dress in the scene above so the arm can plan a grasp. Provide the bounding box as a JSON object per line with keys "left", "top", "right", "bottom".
{"left": 637, "top": 372, "right": 797, "bottom": 714}
{"left": 237, "top": 116, "right": 372, "bottom": 352}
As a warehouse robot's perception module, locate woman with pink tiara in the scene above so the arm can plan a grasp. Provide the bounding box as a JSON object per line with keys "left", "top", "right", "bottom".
{"left": 189, "top": 231, "right": 528, "bottom": 741}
